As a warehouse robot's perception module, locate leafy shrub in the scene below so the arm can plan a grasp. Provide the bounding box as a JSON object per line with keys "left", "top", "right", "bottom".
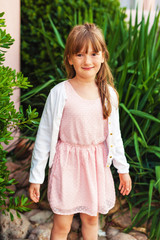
{"left": 20, "top": 2, "right": 160, "bottom": 238}
{"left": 105, "top": 10, "right": 160, "bottom": 239}
{"left": 24, "top": 9, "right": 160, "bottom": 239}
{"left": 0, "top": 12, "right": 39, "bottom": 216}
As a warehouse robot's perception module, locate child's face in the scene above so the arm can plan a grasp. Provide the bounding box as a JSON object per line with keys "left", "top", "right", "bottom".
{"left": 68, "top": 42, "right": 104, "bottom": 81}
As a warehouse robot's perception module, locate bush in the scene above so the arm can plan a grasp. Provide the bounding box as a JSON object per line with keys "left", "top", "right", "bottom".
{"left": 105, "top": 10, "right": 160, "bottom": 239}
{"left": 0, "top": 12, "right": 39, "bottom": 217}
{"left": 23, "top": 9, "right": 160, "bottom": 239}
{"left": 20, "top": 2, "right": 160, "bottom": 238}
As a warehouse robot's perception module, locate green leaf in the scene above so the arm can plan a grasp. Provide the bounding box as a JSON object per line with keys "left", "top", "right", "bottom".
{"left": 48, "top": 15, "right": 65, "bottom": 49}
{"left": 120, "top": 103, "right": 147, "bottom": 146}
{"left": 10, "top": 212, "right": 14, "bottom": 221}
{"left": 148, "top": 179, "right": 155, "bottom": 217}
{"left": 155, "top": 166, "right": 160, "bottom": 194}
{"left": 130, "top": 110, "right": 160, "bottom": 123}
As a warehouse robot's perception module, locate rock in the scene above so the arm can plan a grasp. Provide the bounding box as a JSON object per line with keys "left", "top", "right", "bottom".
{"left": 25, "top": 200, "right": 40, "bottom": 210}
{"left": 106, "top": 226, "right": 120, "bottom": 238}
{"left": 14, "top": 138, "right": 34, "bottom": 160}
{"left": 14, "top": 188, "right": 29, "bottom": 198}
{"left": 6, "top": 161, "right": 20, "bottom": 172}
{"left": 24, "top": 209, "right": 42, "bottom": 220}
{"left": 68, "top": 231, "right": 79, "bottom": 240}
{"left": 98, "top": 237, "right": 107, "bottom": 240}
{"left": 0, "top": 209, "right": 31, "bottom": 239}
{"left": 110, "top": 232, "right": 137, "bottom": 240}
{"left": 112, "top": 208, "right": 139, "bottom": 228}
{"left": 6, "top": 183, "right": 16, "bottom": 194}
{"left": 28, "top": 223, "right": 52, "bottom": 240}
{"left": 10, "top": 169, "right": 29, "bottom": 188}
{"left": 98, "top": 229, "right": 107, "bottom": 237}
{"left": 39, "top": 200, "right": 51, "bottom": 210}
{"left": 71, "top": 217, "right": 81, "bottom": 232}
{"left": 129, "top": 230, "right": 148, "bottom": 240}
{"left": 108, "top": 198, "right": 127, "bottom": 215}
{"left": 29, "top": 210, "right": 53, "bottom": 224}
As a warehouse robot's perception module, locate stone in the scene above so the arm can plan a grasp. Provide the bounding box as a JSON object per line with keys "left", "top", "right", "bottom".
{"left": 29, "top": 210, "right": 53, "bottom": 224}
{"left": 108, "top": 198, "right": 127, "bottom": 215}
{"left": 68, "top": 231, "right": 79, "bottom": 240}
{"left": 28, "top": 224, "right": 52, "bottom": 240}
{"left": 39, "top": 200, "right": 51, "bottom": 210}
{"left": 24, "top": 209, "right": 42, "bottom": 220}
{"left": 14, "top": 188, "right": 29, "bottom": 198}
{"left": 0, "top": 209, "right": 31, "bottom": 239}
{"left": 71, "top": 217, "right": 81, "bottom": 232}
{"left": 14, "top": 138, "right": 34, "bottom": 160}
{"left": 6, "top": 183, "right": 16, "bottom": 194}
{"left": 110, "top": 232, "right": 137, "bottom": 240}
{"left": 98, "top": 229, "right": 107, "bottom": 237}
{"left": 112, "top": 208, "right": 139, "bottom": 228}
{"left": 129, "top": 230, "right": 148, "bottom": 240}
{"left": 10, "top": 169, "right": 29, "bottom": 188}
{"left": 6, "top": 161, "right": 20, "bottom": 172}
{"left": 106, "top": 226, "right": 120, "bottom": 238}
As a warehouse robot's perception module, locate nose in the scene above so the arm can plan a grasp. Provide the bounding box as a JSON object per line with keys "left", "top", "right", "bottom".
{"left": 84, "top": 55, "right": 92, "bottom": 65}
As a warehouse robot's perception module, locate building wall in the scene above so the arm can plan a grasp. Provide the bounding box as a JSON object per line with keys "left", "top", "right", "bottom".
{"left": 120, "top": 0, "right": 160, "bottom": 31}
{"left": 120, "top": 0, "right": 160, "bottom": 10}
{"left": 0, "top": 0, "right": 20, "bottom": 150}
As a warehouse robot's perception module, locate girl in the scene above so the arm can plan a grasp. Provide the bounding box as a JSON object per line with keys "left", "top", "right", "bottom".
{"left": 29, "top": 23, "right": 132, "bottom": 240}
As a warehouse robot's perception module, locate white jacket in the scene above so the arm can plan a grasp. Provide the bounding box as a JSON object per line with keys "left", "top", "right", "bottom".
{"left": 29, "top": 80, "right": 129, "bottom": 184}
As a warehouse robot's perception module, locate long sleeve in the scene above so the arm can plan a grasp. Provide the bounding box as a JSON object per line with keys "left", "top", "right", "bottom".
{"left": 112, "top": 106, "right": 129, "bottom": 173}
{"left": 107, "top": 85, "right": 129, "bottom": 173}
{"left": 29, "top": 90, "right": 54, "bottom": 184}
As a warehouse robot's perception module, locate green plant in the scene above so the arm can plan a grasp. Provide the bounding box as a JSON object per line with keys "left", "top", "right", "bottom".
{"left": 0, "top": 12, "right": 39, "bottom": 217}
{"left": 105, "top": 10, "right": 160, "bottom": 239}
{"left": 20, "top": 3, "right": 160, "bottom": 237}
{"left": 40, "top": 9, "right": 160, "bottom": 239}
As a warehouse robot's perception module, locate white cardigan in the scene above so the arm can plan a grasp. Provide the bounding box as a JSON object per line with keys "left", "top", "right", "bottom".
{"left": 29, "top": 80, "right": 129, "bottom": 184}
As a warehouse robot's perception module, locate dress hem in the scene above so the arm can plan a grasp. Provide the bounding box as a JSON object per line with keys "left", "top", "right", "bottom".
{"left": 49, "top": 205, "right": 115, "bottom": 216}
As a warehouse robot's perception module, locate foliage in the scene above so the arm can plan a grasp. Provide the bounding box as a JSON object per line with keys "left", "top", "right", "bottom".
{"left": 20, "top": 2, "right": 160, "bottom": 238}
{"left": 0, "top": 12, "right": 39, "bottom": 217}
{"left": 21, "top": 0, "right": 125, "bottom": 115}
{"left": 23, "top": 8, "right": 160, "bottom": 239}
{"left": 106, "top": 10, "right": 160, "bottom": 240}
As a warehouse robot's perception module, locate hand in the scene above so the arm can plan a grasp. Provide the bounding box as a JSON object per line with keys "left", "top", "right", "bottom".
{"left": 29, "top": 183, "right": 40, "bottom": 203}
{"left": 118, "top": 173, "right": 132, "bottom": 196}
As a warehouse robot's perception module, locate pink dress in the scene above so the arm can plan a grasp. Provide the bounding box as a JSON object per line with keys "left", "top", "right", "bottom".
{"left": 48, "top": 81, "right": 116, "bottom": 216}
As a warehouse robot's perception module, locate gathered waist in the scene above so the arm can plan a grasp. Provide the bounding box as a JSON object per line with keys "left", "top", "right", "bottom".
{"left": 58, "top": 139, "right": 106, "bottom": 149}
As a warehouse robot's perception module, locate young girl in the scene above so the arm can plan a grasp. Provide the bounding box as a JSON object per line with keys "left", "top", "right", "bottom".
{"left": 29, "top": 23, "right": 132, "bottom": 240}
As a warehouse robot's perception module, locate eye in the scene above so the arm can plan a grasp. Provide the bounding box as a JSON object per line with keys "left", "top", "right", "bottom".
{"left": 92, "top": 53, "right": 98, "bottom": 56}
{"left": 76, "top": 53, "right": 83, "bottom": 57}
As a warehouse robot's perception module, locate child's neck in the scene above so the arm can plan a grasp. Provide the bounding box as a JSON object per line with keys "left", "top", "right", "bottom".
{"left": 69, "top": 77, "right": 100, "bottom": 100}
{"left": 72, "top": 77, "right": 96, "bottom": 86}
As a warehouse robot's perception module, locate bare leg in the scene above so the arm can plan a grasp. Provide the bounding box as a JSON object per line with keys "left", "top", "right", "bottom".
{"left": 80, "top": 213, "right": 99, "bottom": 240}
{"left": 50, "top": 213, "right": 74, "bottom": 240}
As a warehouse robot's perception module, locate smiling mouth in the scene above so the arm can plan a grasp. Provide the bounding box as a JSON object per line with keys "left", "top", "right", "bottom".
{"left": 82, "top": 67, "right": 94, "bottom": 70}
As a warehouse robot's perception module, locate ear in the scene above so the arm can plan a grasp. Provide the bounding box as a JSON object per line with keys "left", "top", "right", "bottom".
{"left": 68, "top": 55, "right": 73, "bottom": 65}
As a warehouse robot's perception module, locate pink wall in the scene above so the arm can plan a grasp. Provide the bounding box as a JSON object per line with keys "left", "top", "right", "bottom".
{"left": 0, "top": 0, "right": 21, "bottom": 150}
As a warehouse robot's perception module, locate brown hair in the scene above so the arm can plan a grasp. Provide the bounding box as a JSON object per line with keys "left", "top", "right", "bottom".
{"left": 64, "top": 23, "right": 118, "bottom": 118}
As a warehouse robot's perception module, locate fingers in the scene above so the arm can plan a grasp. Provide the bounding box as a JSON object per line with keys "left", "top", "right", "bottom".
{"left": 119, "top": 173, "right": 132, "bottom": 196}
{"left": 29, "top": 183, "right": 40, "bottom": 203}
{"left": 119, "top": 184, "right": 131, "bottom": 196}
